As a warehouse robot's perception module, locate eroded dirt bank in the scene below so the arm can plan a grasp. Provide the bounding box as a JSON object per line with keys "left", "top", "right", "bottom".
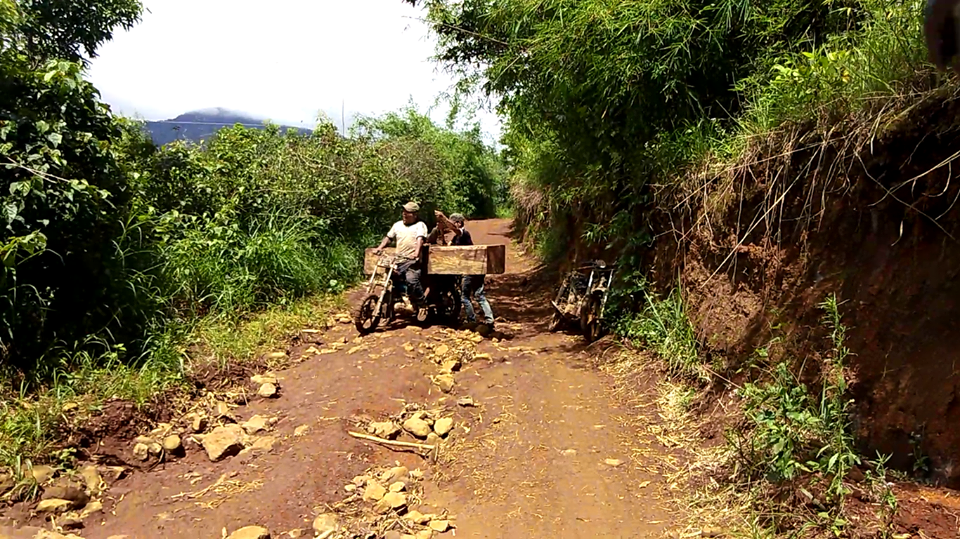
{"left": 645, "top": 96, "right": 960, "bottom": 488}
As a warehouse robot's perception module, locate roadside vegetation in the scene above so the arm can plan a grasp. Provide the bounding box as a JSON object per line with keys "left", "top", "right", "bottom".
{"left": 407, "top": 0, "right": 940, "bottom": 534}
{"left": 0, "top": 0, "right": 507, "bottom": 472}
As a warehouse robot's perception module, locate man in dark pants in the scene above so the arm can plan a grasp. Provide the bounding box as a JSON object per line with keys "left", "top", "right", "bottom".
{"left": 375, "top": 202, "right": 428, "bottom": 319}
{"left": 435, "top": 211, "right": 495, "bottom": 329}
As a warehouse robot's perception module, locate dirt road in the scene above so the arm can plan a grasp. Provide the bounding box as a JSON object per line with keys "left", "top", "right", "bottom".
{"left": 18, "top": 219, "right": 682, "bottom": 538}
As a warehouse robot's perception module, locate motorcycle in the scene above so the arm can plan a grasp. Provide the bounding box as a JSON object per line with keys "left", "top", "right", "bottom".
{"left": 353, "top": 252, "right": 461, "bottom": 335}
{"left": 548, "top": 259, "right": 616, "bottom": 343}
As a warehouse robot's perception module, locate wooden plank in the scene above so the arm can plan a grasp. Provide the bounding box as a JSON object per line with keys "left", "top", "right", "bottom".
{"left": 426, "top": 245, "right": 506, "bottom": 275}
{"left": 364, "top": 245, "right": 506, "bottom": 275}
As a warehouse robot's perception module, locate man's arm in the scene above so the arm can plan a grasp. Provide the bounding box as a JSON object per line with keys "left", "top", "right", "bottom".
{"left": 434, "top": 210, "right": 462, "bottom": 237}
{"left": 415, "top": 221, "right": 427, "bottom": 260}
{"left": 374, "top": 235, "right": 391, "bottom": 255}
{"left": 375, "top": 224, "right": 396, "bottom": 255}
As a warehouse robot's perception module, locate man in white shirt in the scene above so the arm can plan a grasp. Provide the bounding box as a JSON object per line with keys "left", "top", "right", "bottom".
{"left": 374, "top": 201, "right": 429, "bottom": 316}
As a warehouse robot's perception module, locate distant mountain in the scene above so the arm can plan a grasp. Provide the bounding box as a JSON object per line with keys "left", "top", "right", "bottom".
{"left": 144, "top": 108, "right": 312, "bottom": 146}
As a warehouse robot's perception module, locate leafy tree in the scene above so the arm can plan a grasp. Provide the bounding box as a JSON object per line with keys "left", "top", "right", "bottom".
{"left": 404, "top": 0, "right": 863, "bottom": 247}
{"left": 353, "top": 106, "right": 505, "bottom": 218}
{"left": 12, "top": 0, "right": 143, "bottom": 63}
{"left": 0, "top": 0, "right": 147, "bottom": 372}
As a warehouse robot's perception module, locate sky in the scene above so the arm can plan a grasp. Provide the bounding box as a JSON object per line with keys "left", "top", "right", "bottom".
{"left": 86, "top": 0, "right": 502, "bottom": 142}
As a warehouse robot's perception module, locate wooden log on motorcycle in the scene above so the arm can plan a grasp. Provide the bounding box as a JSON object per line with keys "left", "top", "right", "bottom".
{"left": 363, "top": 245, "right": 506, "bottom": 275}
{"left": 426, "top": 245, "right": 506, "bottom": 275}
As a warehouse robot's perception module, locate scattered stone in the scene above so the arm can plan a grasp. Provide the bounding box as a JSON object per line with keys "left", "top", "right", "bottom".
{"left": 40, "top": 485, "right": 87, "bottom": 508}
{"left": 429, "top": 520, "right": 450, "bottom": 533}
{"left": 404, "top": 510, "right": 427, "bottom": 524}
{"left": 374, "top": 491, "right": 407, "bottom": 513}
{"left": 266, "top": 351, "right": 287, "bottom": 360}
{"left": 433, "top": 417, "right": 454, "bottom": 437}
{"left": 403, "top": 343, "right": 415, "bottom": 353}
{"left": 215, "top": 401, "right": 234, "bottom": 419}
{"left": 31, "top": 465, "right": 55, "bottom": 484}
{"left": 457, "top": 397, "right": 478, "bottom": 407}
{"left": 701, "top": 526, "right": 723, "bottom": 538}
{"left": 473, "top": 353, "right": 491, "bottom": 361}
{"left": 251, "top": 373, "right": 278, "bottom": 385}
{"left": 162, "top": 435, "right": 182, "bottom": 453}
{"left": 133, "top": 434, "right": 154, "bottom": 445}
{"left": 36, "top": 498, "right": 73, "bottom": 514}
{"left": 561, "top": 449, "right": 577, "bottom": 456}
{"left": 242, "top": 415, "right": 269, "bottom": 435}
{"left": 352, "top": 475, "right": 371, "bottom": 487}
{"left": 409, "top": 469, "right": 424, "bottom": 480}
{"left": 383, "top": 466, "right": 409, "bottom": 483}
{"left": 434, "top": 344, "right": 449, "bottom": 356}
{"left": 344, "top": 484, "right": 357, "bottom": 493}
{"left": 433, "top": 374, "right": 455, "bottom": 393}
{"left": 245, "top": 435, "right": 277, "bottom": 454}
{"left": 59, "top": 514, "right": 84, "bottom": 529}
{"left": 403, "top": 417, "right": 432, "bottom": 439}
{"left": 0, "top": 526, "right": 80, "bottom": 539}
{"left": 604, "top": 458, "right": 623, "bottom": 467}
{"left": 336, "top": 315, "right": 352, "bottom": 324}
{"left": 79, "top": 466, "right": 102, "bottom": 496}
{"left": 439, "top": 359, "right": 461, "bottom": 374}
{"left": 189, "top": 413, "right": 207, "bottom": 433}
{"left": 132, "top": 443, "right": 150, "bottom": 461}
{"left": 383, "top": 532, "right": 402, "bottom": 539}
{"left": 81, "top": 499, "right": 103, "bottom": 518}
{"left": 362, "top": 482, "right": 386, "bottom": 502}
{"left": 202, "top": 424, "right": 244, "bottom": 461}
{"left": 227, "top": 526, "right": 271, "bottom": 539}
{"left": 415, "top": 531, "right": 433, "bottom": 539}
{"left": 426, "top": 433, "right": 442, "bottom": 448}
{"left": 294, "top": 424, "right": 310, "bottom": 437}
{"left": 147, "top": 442, "right": 163, "bottom": 456}
{"left": 150, "top": 423, "right": 173, "bottom": 438}
{"left": 368, "top": 421, "right": 401, "bottom": 440}
{"left": 257, "top": 383, "right": 278, "bottom": 398}
{"left": 347, "top": 345, "right": 367, "bottom": 355}
{"left": 312, "top": 513, "right": 338, "bottom": 535}
{"left": 101, "top": 466, "right": 127, "bottom": 482}
{"left": 469, "top": 333, "right": 483, "bottom": 343}
{"left": 389, "top": 481, "right": 406, "bottom": 493}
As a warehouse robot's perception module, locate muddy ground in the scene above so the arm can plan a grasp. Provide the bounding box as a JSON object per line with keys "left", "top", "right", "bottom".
{"left": 0, "top": 220, "right": 679, "bottom": 539}
{"left": 3, "top": 218, "right": 960, "bottom": 538}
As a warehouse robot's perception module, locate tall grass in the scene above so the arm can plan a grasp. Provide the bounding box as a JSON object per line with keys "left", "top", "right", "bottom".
{"left": 160, "top": 213, "right": 353, "bottom": 313}
{"left": 617, "top": 284, "right": 704, "bottom": 380}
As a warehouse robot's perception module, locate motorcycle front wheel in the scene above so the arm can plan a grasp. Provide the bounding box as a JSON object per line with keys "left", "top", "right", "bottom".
{"left": 354, "top": 294, "right": 382, "bottom": 335}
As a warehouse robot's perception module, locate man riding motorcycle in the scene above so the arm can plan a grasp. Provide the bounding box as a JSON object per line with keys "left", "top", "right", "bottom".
{"left": 374, "top": 201, "right": 428, "bottom": 319}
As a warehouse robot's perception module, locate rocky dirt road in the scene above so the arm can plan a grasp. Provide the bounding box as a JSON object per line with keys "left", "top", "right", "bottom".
{"left": 3, "top": 219, "right": 684, "bottom": 539}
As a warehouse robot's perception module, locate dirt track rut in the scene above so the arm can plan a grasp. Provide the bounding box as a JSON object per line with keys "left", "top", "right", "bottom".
{"left": 52, "top": 219, "right": 680, "bottom": 538}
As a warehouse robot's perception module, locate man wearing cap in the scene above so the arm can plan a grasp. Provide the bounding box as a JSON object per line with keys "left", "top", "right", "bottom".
{"left": 435, "top": 210, "right": 495, "bottom": 329}
{"left": 375, "top": 202, "right": 429, "bottom": 316}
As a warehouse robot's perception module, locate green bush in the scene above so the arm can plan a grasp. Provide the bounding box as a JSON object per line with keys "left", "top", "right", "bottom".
{"left": 734, "top": 296, "right": 859, "bottom": 499}
{"left": 0, "top": 0, "right": 507, "bottom": 388}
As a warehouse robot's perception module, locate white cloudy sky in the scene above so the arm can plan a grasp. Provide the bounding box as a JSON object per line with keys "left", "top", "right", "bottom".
{"left": 86, "top": 0, "right": 502, "bottom": 141}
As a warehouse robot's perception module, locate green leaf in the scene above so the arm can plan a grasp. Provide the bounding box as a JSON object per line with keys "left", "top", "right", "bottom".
{"left": 3, "top": 202, "right": 18, "bottom": 224}
{"left": 47, "top": 132, "right": 62, "bottom": 147}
